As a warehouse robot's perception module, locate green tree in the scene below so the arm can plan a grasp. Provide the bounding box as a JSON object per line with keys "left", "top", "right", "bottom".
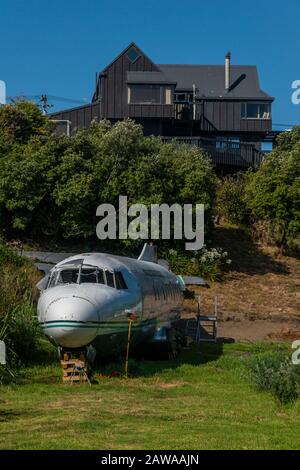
{"left": 216, "top": 173, "right": 250, "bottom": 225}
{"left": 0, "top": 119, "right": 217, "bottom": 245}
{"left": 0, "top": 101, "right": 50, "bottom": 156}
{"left": 246, "top": 127, "right": 300, "bottom": 249}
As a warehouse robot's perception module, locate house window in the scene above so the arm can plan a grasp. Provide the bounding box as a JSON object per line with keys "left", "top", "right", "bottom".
{"left": 174, "top": 93, "right": 187, "bottom": 102}
{"left": 241, "top": 102, "right": 271, "bottom": 119}
{"left": 128, "top": 85, "right": 163, "bottom": 104}
{"left": 165, "top": 88, "right": 172, "bottom": 105}
{"left": 174, "top": 92, "right": 194, "bottom": 103}
{"left": 216, "top": 137, "right": 240, "bottom": 149}
{"left": 126, "top": 46, "right": 140, "bottom": 63}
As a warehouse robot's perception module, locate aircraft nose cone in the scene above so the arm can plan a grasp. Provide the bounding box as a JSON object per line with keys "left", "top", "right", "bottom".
{"left": 42, "top": 296, "right": 99, "bottom": 348}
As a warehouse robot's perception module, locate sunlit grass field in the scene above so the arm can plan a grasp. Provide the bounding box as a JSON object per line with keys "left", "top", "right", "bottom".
{"left": 1, "top": 342, "right": 300, "bottom": 450}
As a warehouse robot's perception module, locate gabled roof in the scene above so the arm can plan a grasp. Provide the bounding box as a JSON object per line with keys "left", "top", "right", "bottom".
{"left": 97, "top": 42, "right": 273, "bottom": 101}
{"left": 157, "top": 64, "right": 273, "bottom": 100}
{"left": 100, "top": 42, "right": 159, "bottom": 74}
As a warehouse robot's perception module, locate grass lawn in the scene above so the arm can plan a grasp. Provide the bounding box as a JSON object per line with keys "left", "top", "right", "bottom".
{"left": 0, "top": 342, "right": 299, "bottom": 450}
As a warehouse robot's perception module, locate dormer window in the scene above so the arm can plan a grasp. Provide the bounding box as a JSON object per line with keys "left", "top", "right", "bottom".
{"left": 126, "top": 46, "right": 140, "bottom": 63}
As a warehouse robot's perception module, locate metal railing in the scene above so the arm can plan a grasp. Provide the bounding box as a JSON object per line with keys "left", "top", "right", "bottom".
{"left": 162, "top": 136, "right": 265, "bottom": 168}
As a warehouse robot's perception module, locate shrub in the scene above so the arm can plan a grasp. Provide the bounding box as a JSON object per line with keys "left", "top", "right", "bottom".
{"left": 0, "top": 101, "right": 50, "bottom": 155}
{"left": 7, "top": 303, "right": 39, "bottom": 362}
{"left": 0, "top": 245, "right": 41, "bottom": 369}
{"left": 0, "top": 118, "right": 217, "bottom": 246}
{"left": 247, "top": 353, "right": 300, "bottom": 405}
{"left": 164, "top": 246, "right": 231, "bottom": 281}
{"left": 216, "top": 173, "right": 250, "bottom": 225}
{"left": 245, "top": 127, "right": 300, "bottom": 250}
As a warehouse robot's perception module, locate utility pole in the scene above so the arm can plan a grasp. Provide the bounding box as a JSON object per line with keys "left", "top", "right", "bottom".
{"left": 192, "top": 84, "right": 196, "bottom": 120}
{"left": 40, "top": 94, "right": 53, "bottom": 115}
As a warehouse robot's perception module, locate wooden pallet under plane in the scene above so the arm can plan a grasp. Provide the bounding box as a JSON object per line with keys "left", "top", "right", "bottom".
{"left": 61, "top": 356, "right": 91, "bottom": 384}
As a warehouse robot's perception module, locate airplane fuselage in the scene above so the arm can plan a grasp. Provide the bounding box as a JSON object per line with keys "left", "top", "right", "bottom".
{"left": 37, "top": 251, "right": 183, "bottom": 357}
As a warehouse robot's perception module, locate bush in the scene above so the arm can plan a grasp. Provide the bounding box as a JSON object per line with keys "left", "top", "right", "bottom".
{"left": 247, "top": 353, "right": 300, "bottom": 405}
{"left": 164, "top": 246, "right": 231, "bottom": 281}
{"left": 0, "top": 118, "right": 217, "bottom": 246}
{"left": 0, "top": 101, "right": 50, "bottom": 156}
{"left": 7, "top": 303, "right": 40, "bottom": 362}
{"left": 216, "top": 173, "right": 250, "bottom": 225}
{"left": 245, "top": 127, "right": 300, "bottom": 250}
{"left": 0, "top": 245, "right": 41, "bottom": 369}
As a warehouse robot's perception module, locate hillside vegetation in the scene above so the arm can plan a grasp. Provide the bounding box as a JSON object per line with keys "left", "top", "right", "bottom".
{"left": 0, "top": 103, "right": 216, "bottom": 244}
{"left": 0, "top": 102, "right": 299, "bottom": 379}
{"left": 0, "top": 245, "right": 41, "bottom": 377}
{"left": 0, "top": 102, "right": 299, "bottom": 254}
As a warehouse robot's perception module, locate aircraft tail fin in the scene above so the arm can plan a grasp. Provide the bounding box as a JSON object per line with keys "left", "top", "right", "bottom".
{"left": 138, "top": 243, "right": 157, "bottom": 263}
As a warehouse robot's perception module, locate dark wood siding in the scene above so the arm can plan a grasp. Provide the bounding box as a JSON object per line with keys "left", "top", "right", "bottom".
{"left": 50, "top": 102, "right": 102, "bottom": 133}
{"left": 50, "top": 45, "right": 272, "bottom": 145}
{"left": 203, "top": 100, "right": 271, "bottom": 133}
{"left": 101, "top": 49, "right": 159, "bottom": 120}
{"left": 128, "top": 104, "right": 173, "bottom": 119}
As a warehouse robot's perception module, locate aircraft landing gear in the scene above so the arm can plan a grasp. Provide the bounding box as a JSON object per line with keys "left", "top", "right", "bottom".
{"left": 166, "top": 327, "right": 184, "bottom": 360}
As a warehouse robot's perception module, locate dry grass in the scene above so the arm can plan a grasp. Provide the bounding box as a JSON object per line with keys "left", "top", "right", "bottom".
{"left": 183, "top": 225, "right": 300, "bottom": 341}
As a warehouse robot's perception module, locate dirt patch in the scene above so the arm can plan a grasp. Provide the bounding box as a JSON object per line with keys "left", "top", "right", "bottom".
{"left": 182, "top": 225, "right": 300, "bottom": 342}
{"left": 218, "top": 319, "right": 300, "bottom": 342}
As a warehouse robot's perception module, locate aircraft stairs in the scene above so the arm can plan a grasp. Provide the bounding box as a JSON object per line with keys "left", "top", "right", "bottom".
{"left": 185, "top": 296, "right": 218, "bottom": 343}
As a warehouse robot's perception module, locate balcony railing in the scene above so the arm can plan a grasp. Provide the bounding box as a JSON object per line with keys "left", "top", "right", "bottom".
{"left": 174, "top": 102, "right": 195, "bottom": 120}
{"left": 161, "top": 136, "right": 265, "bottom": 168}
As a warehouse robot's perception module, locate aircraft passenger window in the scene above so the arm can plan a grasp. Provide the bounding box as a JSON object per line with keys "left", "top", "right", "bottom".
{"left": 115, "top": 272, "right": 127, "bottom": 290}
{"left": 156, "top": 287, "right": 160, "bottom": 300}
{"left": 170, "top": 285, "right": 174, "bottom": 298}
{"left": 105, "top": 271, "right": 115, "bottom": 288}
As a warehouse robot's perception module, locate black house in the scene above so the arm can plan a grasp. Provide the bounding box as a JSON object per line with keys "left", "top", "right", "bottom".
{"left": 51, "top": 43, "right": 274, "bottom": 170}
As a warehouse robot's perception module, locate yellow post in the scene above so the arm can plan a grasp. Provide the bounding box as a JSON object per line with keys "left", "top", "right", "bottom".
{"left": 125, "top": 318, "right": 134, "bottom": 378}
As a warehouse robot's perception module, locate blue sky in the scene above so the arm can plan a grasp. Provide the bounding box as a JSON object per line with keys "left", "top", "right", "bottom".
{"left": 1, "top": 0, "right": 300, "bottom": 127}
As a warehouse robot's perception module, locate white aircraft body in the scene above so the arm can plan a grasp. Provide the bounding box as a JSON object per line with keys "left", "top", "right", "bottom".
{"left": 37, "top": 244, "right": 184, "bottom": 358}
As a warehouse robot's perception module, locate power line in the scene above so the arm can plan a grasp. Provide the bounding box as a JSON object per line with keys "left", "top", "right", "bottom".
{"left": 7, "top": 94, "right": 87, "bottom": 105}
{"left": 273, "top": 123, "right": 297, "bottom": 128}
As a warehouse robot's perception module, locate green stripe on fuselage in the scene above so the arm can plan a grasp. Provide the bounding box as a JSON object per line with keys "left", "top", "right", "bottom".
{"left": 40, "top": 321, "right": 152, "bottom": 330}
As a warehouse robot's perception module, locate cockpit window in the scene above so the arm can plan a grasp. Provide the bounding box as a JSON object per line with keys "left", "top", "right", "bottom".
{"left": 59, "top": 269, "right": 79, "bottom": 284}
{"left": 47, "top": 265, "right": 127, "bottom": 290}
{"left": 115, "top": 272, "right": 127, "bottom": 290}
{"left": 105, "top": 271, "right": 115, "bottom": 288}
{"left": 80, "top": 268, "right": 105, "bottom": 284}
{"left": 48, "top": 268, "right": 80, "bottom": 287}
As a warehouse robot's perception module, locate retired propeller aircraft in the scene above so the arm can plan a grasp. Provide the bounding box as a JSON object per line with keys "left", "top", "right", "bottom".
{"left": 36, "top": 244, "right": 186, "bottom": 360}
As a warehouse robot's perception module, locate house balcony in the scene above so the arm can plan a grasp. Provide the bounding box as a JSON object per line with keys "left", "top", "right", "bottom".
{"left": 162, "top": 136, "right": 265, "bottom": 168}
{"left": 127, "top": 104, "right": 173, "bottom": 119}
{"left": 128, "top": 101, "right": 271, "bottom": 134}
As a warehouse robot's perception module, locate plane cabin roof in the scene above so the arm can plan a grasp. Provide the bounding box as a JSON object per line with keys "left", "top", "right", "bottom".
{"left": 54, "top": 253, "right": 169, "bottom": 277}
